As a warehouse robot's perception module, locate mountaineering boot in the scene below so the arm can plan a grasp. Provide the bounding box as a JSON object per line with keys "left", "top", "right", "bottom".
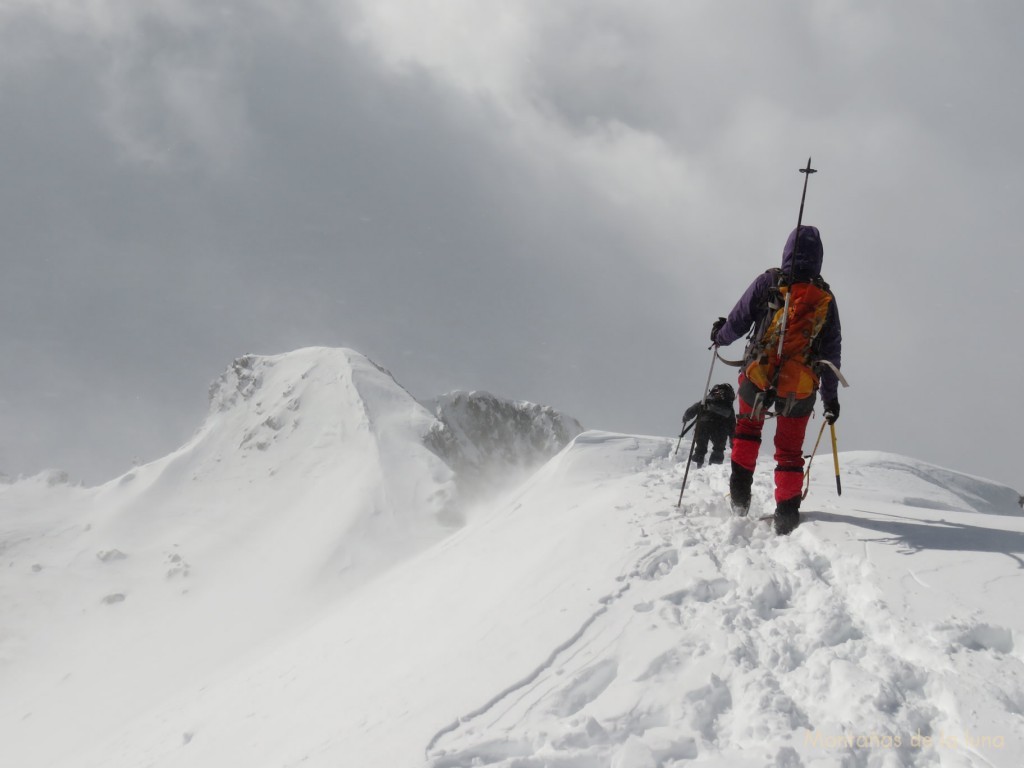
{"left": 773, "top": 496, "right": 801, "bottom": 536}
{"left": 729, "top": 461, "right": 753, "bottom": 517}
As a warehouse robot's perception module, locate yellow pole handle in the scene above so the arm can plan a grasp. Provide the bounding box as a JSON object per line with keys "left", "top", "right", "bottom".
{"left": 830, "top": 423, "right": 842, "bottom": 496}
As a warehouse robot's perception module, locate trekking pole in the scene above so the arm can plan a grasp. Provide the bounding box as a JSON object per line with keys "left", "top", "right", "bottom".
{"left": 672, "top": 418, "right": 698, "bottom": 457}
{"left": 801, "top": 419, "right": 828, "bottom": 500}
{"left": 830, "top": 423, "right": 842, "bottom": 496}
{"left": 774, "top": 158, "right": 817, "bottom": 360}
{"left": 676, "top": 345, "right": 718, "bottom": 507}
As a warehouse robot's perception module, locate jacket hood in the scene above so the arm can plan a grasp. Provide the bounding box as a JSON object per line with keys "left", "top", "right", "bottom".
{"left": 781, "top": 225, "right": 823, "bottom": 279}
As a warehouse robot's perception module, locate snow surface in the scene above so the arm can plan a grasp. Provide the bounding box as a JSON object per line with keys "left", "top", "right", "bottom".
{"left": 2, "top": 347, "right": 1023, "bottom": 768}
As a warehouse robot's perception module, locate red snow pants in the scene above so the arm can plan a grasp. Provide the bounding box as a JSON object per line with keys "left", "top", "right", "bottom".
{"left": 731, "top": 380, "right": 811, "bottom": 504}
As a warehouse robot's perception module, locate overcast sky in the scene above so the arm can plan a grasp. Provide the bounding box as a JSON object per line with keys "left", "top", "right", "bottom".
{"left": 1, "top": 0, "right": 1020, "bottom": 492}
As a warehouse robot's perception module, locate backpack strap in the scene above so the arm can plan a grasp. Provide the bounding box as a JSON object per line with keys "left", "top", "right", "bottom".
{"left": 742, "top": 268, "right": 785, "bottom": 365}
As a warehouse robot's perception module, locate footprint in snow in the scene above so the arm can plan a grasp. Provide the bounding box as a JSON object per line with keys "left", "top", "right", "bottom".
{"left": 952, "top": 622, "right": 1014, "bottom": 654}
{"left": 636, "top": 546, "right": 679, "bottom": 580}
{"left": 549, "top": 659, "right": 618, "bottom": 718}
{"left": 661, "top": 577, "right": 733, "bottom": 605}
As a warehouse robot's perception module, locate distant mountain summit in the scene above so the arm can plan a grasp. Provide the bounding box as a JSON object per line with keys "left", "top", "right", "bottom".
{"left": 425, "top": 390, "right": 584, "bottom": 498}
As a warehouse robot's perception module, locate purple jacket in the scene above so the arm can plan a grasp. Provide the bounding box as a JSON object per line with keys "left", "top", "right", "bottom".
{"left": 715, "top": 225, "right": 843, "bottom": 402}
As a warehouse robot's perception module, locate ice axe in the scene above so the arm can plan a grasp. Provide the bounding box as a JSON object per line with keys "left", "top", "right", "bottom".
{"left": 801, "top": 419, "right": 828, "bottom": 500}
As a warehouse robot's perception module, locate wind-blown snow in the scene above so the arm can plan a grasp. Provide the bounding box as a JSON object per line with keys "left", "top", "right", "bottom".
{"left": 425, "top": 389, "right": 584, "bottom": 499}
{"left": 1, "top": 348, "right": 1022, "bottom": 768}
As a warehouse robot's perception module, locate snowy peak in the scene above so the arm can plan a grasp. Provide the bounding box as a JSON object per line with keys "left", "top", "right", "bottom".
{"left": 425, "top": 389, "right": 584, "bottom": 497}
{"left": 101, "top": 347, "right": 460, "bottom": 575}
{"left": 203, "top": 347, "right": 436, "bottom": 462}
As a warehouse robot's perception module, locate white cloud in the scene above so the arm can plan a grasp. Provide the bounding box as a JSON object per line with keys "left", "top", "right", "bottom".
{"left": 348, "top": 0, "right": 534, "bottom": 99}
{"left": 1, "top": 0, "right": 254, "bottom": 170}
{"left": 99, "top": 42, "right": 253, "bottom": 171}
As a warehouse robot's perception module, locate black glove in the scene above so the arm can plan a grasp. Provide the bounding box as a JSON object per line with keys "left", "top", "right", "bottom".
{"left": 710, "top": 317, "right": 727, "bottom": 345}
{"left": 823, "top": 399, "right": 840, "bottom": 425}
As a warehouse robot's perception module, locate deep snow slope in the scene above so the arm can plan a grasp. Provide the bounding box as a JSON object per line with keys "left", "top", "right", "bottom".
{"left": 6, "top": 426, "right": 1020, "bottom": 768}
{"left": 426, "top": 443, "right": 1024, "bottom": 767}
{"left": 2, "top": 358, "right": 1023, "bottom": 768}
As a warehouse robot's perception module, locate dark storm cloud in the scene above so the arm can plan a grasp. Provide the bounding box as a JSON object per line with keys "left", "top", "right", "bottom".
{"left": 0, "top": 0, "right": 686, "bottom": 481}
{"left": 0, "top": 0, "right": 1020, "bottom": 490}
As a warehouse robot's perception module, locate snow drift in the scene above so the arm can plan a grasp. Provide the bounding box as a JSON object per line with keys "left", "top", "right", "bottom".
{"left": 2, "top": 347, "right": 1023, "bottom": 768}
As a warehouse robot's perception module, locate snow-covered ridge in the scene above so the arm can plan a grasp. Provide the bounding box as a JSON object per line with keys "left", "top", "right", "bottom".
{"left": 842, "top": 451, "right": 1021, "bottom": 516}
{"left": 425, "top": 439, "right": 1024, "bottom": 767}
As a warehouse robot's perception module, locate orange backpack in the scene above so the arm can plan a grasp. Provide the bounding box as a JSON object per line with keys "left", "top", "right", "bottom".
{"left": 744, "top": 272, "right": 832, "bottom": 401}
